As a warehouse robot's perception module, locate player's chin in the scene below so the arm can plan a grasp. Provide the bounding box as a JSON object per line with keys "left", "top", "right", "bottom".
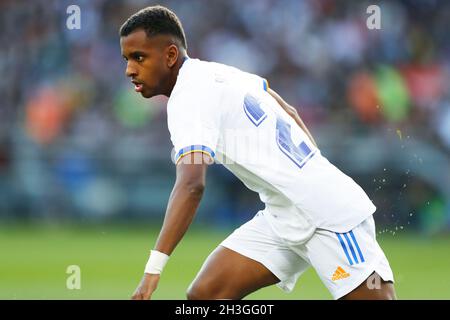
{"left": 140, "top": 89, "right": 153, "bottom": 99}
{"left": 141, "top": 87, "right": 159, "bottom": 98}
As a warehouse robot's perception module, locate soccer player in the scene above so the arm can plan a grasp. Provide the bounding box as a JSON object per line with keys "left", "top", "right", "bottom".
{"left": 119, "top": 5, "right": 396, "bottom": 300}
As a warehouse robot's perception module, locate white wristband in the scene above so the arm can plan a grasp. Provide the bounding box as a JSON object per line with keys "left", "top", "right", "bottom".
{"left": 144, "top": 250, "right": 170, "bottom": 274}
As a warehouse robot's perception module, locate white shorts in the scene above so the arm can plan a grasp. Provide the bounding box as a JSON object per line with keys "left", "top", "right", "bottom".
{"left": 220, "top": 211, "right": 394, "bottom": 299}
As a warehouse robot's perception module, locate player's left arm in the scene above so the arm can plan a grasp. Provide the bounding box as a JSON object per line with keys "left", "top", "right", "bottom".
{"left": 267, "top": 87, "right": 318, "bottom": 148}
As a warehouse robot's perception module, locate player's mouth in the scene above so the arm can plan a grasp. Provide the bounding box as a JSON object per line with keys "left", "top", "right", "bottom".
{"left": 131, "top": 80, "right": 144, "bottom": 93}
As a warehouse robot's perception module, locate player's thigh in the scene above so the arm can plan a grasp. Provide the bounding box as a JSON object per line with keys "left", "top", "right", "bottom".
{"left": 187, "top": 211, "right": 307, "bottom": 300}
{"left": 187, "top": 245, "right": 280, "bottom": 300}
{"left": 339, "top": 272, "right": 396, "bottom": 300}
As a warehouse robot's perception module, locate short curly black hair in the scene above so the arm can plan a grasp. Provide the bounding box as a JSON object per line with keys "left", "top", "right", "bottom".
{"left": 119, "top": 5, "right": 187, "bottom": 49}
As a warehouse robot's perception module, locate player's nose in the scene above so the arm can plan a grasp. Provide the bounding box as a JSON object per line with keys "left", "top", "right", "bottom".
{"left": 125, "top": 62, "right": 137, "bottom": 78}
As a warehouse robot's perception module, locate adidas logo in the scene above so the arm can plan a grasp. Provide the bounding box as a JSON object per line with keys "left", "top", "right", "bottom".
{"left": 332, "top": 266, "right": 350, "bottom": 281}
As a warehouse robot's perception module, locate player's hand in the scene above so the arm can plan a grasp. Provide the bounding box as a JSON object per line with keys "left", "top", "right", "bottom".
{"left": 131, "top": 273, "right": 160, "bottom": 300}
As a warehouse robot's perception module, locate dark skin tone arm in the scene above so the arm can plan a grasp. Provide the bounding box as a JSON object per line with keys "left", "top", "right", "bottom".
{"left": 154, "top": 152, "right": 213, "bottom": 255}
{"left": 267, "top": 88, "right": 318, "bottom": 148}
{"left": 131, "top": 152, "right": 212, "bottom": 300}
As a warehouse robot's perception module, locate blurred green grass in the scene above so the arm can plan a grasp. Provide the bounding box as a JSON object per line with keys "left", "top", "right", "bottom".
{"left": 0, "top": 223, "right": 449, "bottom": 299}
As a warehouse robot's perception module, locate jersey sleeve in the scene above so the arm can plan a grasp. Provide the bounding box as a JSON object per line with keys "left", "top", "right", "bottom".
{"left": 167, "top": 80, "right": 221, "bottom": 165}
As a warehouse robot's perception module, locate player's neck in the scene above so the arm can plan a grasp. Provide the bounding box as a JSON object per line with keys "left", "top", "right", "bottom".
{"left": 165, "top": 53, "right": 188, "bottom": 97}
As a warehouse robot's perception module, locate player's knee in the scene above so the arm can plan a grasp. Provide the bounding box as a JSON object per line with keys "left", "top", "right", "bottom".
{"left": 186, "top": 287, "right": 200, "bottom": 300}
{"left": 186, "top": 282, "right": 211, "bottom": 300}
{"left": 187, "top": 279, "right": 233, "bottom": 300}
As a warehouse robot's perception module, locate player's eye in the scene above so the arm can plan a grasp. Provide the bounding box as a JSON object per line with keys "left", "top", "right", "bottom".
{"left": 136, "top": 55, "right": 144, "bottom": 62}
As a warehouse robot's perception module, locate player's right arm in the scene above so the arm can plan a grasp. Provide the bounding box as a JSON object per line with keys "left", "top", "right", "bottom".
{"left": 131, "top": 152, "right": 212, "bottom": 300}
{"left": 267, "top": 88, "right": 318, "bottom": 148}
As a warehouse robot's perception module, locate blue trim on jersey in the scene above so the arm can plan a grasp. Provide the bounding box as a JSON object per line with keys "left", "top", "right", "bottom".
{"left": 263, "top": 79, "right": 268, "bottom": 91}
{"left": 336, "top": 233, "right": 354, "bottom": 266}
{"left": 175, "top": 145, "right": 215, "bottom": 163}
{"left": 344, "top": 232, "right": 359, "bottom": 264}
{"left": 349, "top": 230, "right": 365, "bottom": 263}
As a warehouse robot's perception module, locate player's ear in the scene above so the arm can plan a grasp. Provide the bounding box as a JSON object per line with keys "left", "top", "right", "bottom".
{"left": 166, "top": 44, "right": 179, "bottom": 68}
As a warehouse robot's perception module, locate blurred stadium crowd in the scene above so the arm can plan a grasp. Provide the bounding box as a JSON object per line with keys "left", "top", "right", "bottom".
{"left": 0, "top": 0, "right": 449, "bottom": 234}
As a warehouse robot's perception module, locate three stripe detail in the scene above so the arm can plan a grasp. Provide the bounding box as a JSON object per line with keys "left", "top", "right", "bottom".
{"left": 335, "top": 231, "right": 365, "bottom": 266}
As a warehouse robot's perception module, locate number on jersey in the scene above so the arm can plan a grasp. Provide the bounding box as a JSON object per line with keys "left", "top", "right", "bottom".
{"left": 243, "top": 93, "right": 315, "bottom": 168}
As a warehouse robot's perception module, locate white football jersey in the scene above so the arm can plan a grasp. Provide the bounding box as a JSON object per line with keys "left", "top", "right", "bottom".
{"left": 167, "top": 58, "right": 376, "bottom": 244}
